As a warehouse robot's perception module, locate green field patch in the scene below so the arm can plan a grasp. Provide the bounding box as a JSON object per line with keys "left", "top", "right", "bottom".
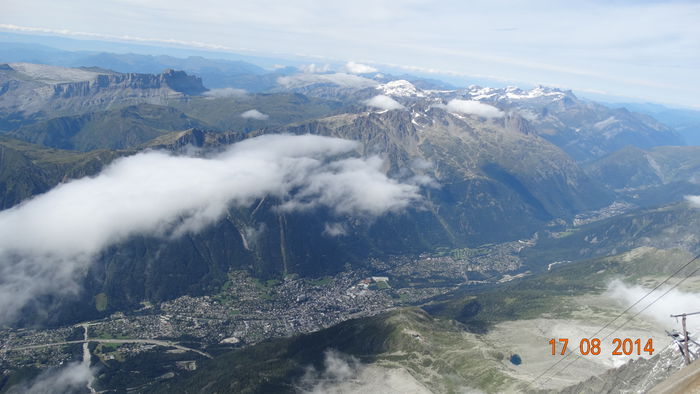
{"left": 99, "top": 343, "right": 121, "bottom": 352}
{"left": 95, "top": 293, "right": 109, "bottom": 312}
{"left": 309, "top": 277, "right": 332, "bottom": 287}
{"left": 376, "top": 281, "right": 390, "bottom": 289}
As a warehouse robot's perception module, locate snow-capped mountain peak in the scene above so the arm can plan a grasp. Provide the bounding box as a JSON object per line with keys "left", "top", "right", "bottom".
{"left": 378, "top": 80, "right": 425, "bottom": 97}
{"left": 466, "top": 85, "right": 568, "bottom": 102}
{"left": 505, "top": 85, "right": 567, "bottom": 100}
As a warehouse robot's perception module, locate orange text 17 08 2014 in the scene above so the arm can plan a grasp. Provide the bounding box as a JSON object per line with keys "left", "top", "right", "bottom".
{"left": 549, "top": 338, "right": 654, "bottom": 356}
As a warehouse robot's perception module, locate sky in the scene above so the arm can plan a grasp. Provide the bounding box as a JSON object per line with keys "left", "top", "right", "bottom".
{"left": 1, "top": 0, "right": 699, "bottom": 107}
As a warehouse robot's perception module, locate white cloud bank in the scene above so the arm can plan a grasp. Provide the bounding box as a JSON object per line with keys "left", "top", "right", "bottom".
{"left": 363, "top": 95, "right": 405, "bottom": 111}
{"left": 607, "top": 280, "right": 700, "bottom": 332}
{"left": 7, "top": 361, "right": 94, "bottom": 394}
{"left": 0, "top": 134, "right": 422, "bottom": 323}
{"left": 240, "top": 109, "right": 269, "bottom": 120}
{"left": 444, "top": 99, "right": 504, "bottom": 118}
{"left": 203, "top": 87, "right": 247, "bottom": 98}
{"left": 345, "top": 61, "right": 378, "bottom": 74}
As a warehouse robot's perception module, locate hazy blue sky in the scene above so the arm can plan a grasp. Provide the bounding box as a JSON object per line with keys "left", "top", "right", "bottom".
{"left": 2, "top": 0, "right": 698, "bottom": 107}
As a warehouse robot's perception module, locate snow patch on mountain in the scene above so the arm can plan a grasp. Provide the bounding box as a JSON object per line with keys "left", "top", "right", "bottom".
{"left": 468, "top": 86, "right": 499, "bottom": 101}
{"left": 594, "top": 116, "right": 619, "bottom": 129}
{"left": 466, "top": 85, "right": 567, "bottom": 102}
{"left": 504, "top": 86, "right": 566, "bottom": 100}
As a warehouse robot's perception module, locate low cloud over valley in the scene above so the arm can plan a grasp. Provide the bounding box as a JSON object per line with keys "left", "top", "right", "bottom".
{"left": 0, "top": 134, "right": 423, "bottom": 324}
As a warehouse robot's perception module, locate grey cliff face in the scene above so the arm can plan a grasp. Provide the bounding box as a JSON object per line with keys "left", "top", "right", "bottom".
{"left": 0, "top": 63, "right": 207, "bottom": 126}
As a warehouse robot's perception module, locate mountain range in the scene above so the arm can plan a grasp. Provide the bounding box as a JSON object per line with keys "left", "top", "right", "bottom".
{"left": 0, "top": 53, "right": 698, "bottom": 393}
{"left": 0, "top": 61, "right": 691, "bottom": 322}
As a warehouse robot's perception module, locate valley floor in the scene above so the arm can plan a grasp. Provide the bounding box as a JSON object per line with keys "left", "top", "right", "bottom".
{"left": 2, "top": 229, "right": 697, "bottom": 393}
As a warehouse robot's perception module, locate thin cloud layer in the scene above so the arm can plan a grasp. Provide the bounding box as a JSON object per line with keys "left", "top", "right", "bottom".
{"left": 686, "top": 195, "right": 700, "bottom": 208}
{"left": 277, "top": 73, "right": 378, "bottom": 89}
{"left": 240, "top": 109, "right": 269, "bottom": 120}
{"left": 345, "top": 61, "right": 378, "bottom": 74}
{"left": 7, "top": 361, "right": 94, "bottom": 394}
{"left": 323, "top": 222, "right": 347, "bottom": 237}
{"left": 203, "top": 87, "right": 247, "bottom": 98}
{"left": 300, "top": 63, "right": 332, "bottom": 73}
{"left": 364, "top": 95, "right": 405, "bottom": 111}
{"left": 0, "top": 134, "right": 422, "bottom": 324}
{"left": 445, "top": 99, "right": 504, "bottom": 118}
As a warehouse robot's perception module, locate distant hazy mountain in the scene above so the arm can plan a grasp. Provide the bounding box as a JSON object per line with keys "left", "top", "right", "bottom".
{"left": 0, "top": 63, "right": 206, "bottom": 129}
{"left": 609, "top": 101, "right": 700, "bottom": 145}
{"left": 462, "top": 86, "right": 683, "bottom": 160}
{"left": 586, "top": 145, "right": 700, "bottom": 189}
{"left": 0, "top": 40, "right": 271, "bottom": 90}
